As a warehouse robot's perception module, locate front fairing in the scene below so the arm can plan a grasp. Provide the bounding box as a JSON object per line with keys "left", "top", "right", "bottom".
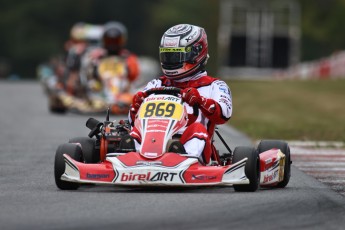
{"left": 135, "top": 94, "right": 188, "bottom": 158}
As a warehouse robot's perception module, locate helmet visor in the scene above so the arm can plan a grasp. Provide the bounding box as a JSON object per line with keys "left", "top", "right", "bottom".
{"left": 159, "top": 47, "right": 193, "bottom": 64}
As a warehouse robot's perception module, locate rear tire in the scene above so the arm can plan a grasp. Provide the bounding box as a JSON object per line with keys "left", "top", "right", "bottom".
{"left": 232, "top": 146, "right": 260, "bottom": 192}
{"left": 49, "top": 95, "right": 67, "bottom": 114}
{"left": 69, "top": 137, "right": 99, "bottom": 163}
{"left": 54, "top": 143, "right": 83, "bottom": 190}
{"left": 257, "top": 140, "right": 291, "bottom": 188}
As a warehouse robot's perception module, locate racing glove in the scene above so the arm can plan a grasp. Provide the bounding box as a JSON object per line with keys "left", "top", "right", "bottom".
{"left": 129, "top": 91, "right": 147, "bottom": 121}
{"left": 182, "top": 87, "right": 223, "bottom": 124}
{"left": 181, "top": 88, "right": 202, "bottom": 106}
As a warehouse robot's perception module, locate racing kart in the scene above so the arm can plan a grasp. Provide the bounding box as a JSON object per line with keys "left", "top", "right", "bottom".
{"left": 44, "top": 56, "right": 133, "bottom": 115}
{"left": 54, "top": 87, "right": 291, "bottom": 191}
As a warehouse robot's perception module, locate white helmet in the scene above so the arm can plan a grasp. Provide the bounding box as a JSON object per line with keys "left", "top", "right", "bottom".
{"left": 159, "top": 24, "right": 209, "bottom": 80}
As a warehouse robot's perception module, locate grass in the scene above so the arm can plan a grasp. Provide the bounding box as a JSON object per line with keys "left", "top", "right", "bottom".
{"left": 226, "top": 79, "right": 345, "bottom": 142}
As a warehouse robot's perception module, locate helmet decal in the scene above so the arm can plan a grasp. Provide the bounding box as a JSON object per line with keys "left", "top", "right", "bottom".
{"left": 166, "top": 24, "right": 192, "bottom": 35}
{"left": 163, "top": 36, "right": 180, "bottom": 47}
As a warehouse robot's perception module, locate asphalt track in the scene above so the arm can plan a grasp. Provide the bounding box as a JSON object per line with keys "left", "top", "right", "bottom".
{"left": 1, "top": 82, "right": 345, "bottom": 230}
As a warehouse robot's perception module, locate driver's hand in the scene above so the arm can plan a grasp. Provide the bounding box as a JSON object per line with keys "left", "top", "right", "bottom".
{"left": 181, "top": 88, "right": 202, "bottom": 106}
{"left": 130, "top": 91, "right": 147, "bottom": 113}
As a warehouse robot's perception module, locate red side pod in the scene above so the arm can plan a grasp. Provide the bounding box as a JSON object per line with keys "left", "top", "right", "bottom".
{"left": 71, "top": 159, "right": 116, "bottom": 182}
{"left": 183, "top": 164, "right": 226, "bottom": 183}
{"left": 259, "top": 149, "right": 280, "bottom": 172}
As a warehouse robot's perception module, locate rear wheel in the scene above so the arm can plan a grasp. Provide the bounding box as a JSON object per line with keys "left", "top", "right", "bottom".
{"left": 49, "top": 95, "right": 67, "bottom": 114}
{"left": 257, "top": 140, "right": 291, "bottom": 188}
{"left": 54, "top": 143, "right": 83, "bottom": 190}
{"left": 69, "top": 137, "right": 99, "bottom": 163}
{"left": 232, "top": 146, "right": 260, "bottom": 192}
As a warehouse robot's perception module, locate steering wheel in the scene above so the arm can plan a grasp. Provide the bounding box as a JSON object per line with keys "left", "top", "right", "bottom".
{"left": 145, "top": 87, "right": 181, "bottom": 97}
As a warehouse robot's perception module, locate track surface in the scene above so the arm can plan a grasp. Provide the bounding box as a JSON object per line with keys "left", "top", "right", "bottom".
{"left": 1, "top": 82, "right": 345, "bottom": 230}
{"left": 291, "top": 143, "right": 345, "bottom": 196}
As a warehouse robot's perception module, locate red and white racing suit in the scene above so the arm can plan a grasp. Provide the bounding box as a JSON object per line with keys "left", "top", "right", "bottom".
{"left": 130, "top": 71, "right": 232, "bottom": 164}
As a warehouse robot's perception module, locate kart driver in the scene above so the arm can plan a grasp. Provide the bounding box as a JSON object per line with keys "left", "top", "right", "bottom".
{"left": 64, "top": 22, "right": 103, "bottom": 96}
{"left": 81, "top": 21, "right": 140, "bottom": 94}
{"left": 128, "top": 24, "right": 232, "bottom": 165}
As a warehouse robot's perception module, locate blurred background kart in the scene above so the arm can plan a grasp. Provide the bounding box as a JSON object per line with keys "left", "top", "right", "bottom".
{"left": 37, "top": 22, "right": 160, "bottom": 114}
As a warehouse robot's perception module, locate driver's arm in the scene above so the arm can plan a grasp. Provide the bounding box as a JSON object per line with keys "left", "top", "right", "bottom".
{"left": 182, "top": 80, "right": 232, "bottom": 125}
{"left": 204, "top": 80, "right": 232, "bottom": 124}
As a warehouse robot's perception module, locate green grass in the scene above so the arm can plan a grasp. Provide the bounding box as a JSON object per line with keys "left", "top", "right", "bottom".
{"left": 226, "top": 79, "right": 345, "bottom": 141}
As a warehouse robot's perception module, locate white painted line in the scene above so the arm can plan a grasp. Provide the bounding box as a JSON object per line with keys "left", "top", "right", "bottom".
{"left": 293, "top": 162, "right": 345, "bottom": 167}
{"left": 319, "top": 179, "right": 345, "bottom": 184}
{"left": 290, "top": 147, "right": 345, "bottom": 155}
{"left": 301, "top": 168, "right": 345, "bottom": 172}
{"left": 288, "top": 141, "right": 345, "bottom": 148}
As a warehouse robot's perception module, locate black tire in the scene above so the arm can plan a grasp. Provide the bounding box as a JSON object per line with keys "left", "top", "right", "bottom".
{"left": 232, "top": 146, "right": 260, "bottom": 192}
{"left": 49, "top": 96, "right": 67, "bottom": 114}
{"left": 54, "top": 143, "right": 83, "bottom": 190}
{"left": 69, "top": 137, "right": 99, "bottom": 163}
{"left": 49, "top": 106, "right": 67, "bottom": 114}
{"left": 257, "top": 140, "right": 291, "bottom": 188}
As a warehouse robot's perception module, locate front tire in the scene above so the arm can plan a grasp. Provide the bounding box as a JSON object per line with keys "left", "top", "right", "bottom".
{"left": 257, "top": 140, "right": 291, "bottom": 188}
{"left": 54, "top": 143, "right": 83, "bottom": 190}
{"left": 69, "top": 137, "right": 99, "bottom": 163}
{"left": 232, "top": 146, "right": 260, "bottom": 192}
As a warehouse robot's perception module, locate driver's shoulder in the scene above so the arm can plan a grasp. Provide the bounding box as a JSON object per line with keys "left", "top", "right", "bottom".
{"left": 189, "top": 75, "right": 218, "bottom": 88}
{"left": 156, "top": 75, "right": 220, "bottom": 88}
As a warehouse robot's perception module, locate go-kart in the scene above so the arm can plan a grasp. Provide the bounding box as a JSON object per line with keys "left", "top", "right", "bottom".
{"left": 54, "top": 87, "right": 291, "bottom": 191}
{"left": 46, "top": 56, "right": 133, "bottom": 115}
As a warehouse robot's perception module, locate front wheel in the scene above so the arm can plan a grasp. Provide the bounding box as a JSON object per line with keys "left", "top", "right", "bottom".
{"left": 54, "top": 143, "right": 83, "bottom": 190}
{"left": 257, "top": 140, "right": 291, "bottom": 188}
{"left": 69, "top": 137, "right": 99, "bottom": 163}
{"left": 232, "top": 146, "right": 260, "bottom": 192}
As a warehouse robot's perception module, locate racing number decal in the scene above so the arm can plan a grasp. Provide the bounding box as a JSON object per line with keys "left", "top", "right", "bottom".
{"left": 144, "top": 103, "right": 175, "bottom": 118}
{"left": 139, "top": 101, "right": 182, "bottom": 119}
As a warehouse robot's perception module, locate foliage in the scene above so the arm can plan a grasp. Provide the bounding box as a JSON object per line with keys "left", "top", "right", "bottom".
{"left": 2, "top": 0, "right": 345, "bottom": 78}
{"left": 0, "top": 0, "right": 218, "bottom": 78}
{"left": 300, "top": 0, "right": 345, "bottom": 60}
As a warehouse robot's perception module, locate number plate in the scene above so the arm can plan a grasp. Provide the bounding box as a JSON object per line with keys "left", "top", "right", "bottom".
{"left": 98, "top": 57, "right": 126, "bottom": 79}
{"left": 139, "top": 100, "right": 183, "bottom": 120}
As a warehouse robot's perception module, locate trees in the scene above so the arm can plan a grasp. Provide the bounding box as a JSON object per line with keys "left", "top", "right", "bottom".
{"left": 2, "top": 0, "right": 345, "bottom": 78}
{"left": 0, "top": 0, "right": 219, "bottom": 78}
{"left": 300, "top": 0, "right": 345, "bottom": 60}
